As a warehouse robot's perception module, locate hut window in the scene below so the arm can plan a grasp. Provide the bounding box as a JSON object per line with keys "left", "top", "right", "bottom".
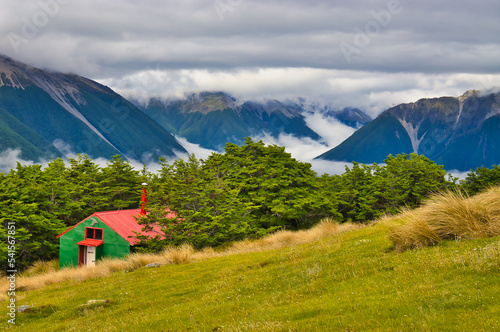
{"left": 86, "top": 227, "right": 103, "bottom": 240}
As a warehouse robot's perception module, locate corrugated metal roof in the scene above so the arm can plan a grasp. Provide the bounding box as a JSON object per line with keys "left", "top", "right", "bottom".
{"left": 57, "top": 209, "right": 176, "bottom": 245}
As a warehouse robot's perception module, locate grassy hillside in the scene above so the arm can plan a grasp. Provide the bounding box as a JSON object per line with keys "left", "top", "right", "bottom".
{"left": 0, "top": 107, "right": 62, "bottom": 161}
{"left": 2, "top": 191, "right": 500, "bottom": 331}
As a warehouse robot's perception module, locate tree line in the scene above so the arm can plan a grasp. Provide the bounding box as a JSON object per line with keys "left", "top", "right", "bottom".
{"left": 1, "top": 138, "right": 500, "bottom": 270}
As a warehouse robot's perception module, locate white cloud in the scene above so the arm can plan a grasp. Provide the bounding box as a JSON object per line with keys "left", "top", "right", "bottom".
{"left": 174, "top": 136, "right": 217, "bottom": 160}
{"left": 310, "top": 159, "right": 353, "bottom": 176}
{"left": 251, "top": 129, "right": 355, "bottom": 175}
{"left": 253, "top": 132, "right": 330, "bottom": 161}
{"left": 447, "top": 170, "right": 470, "bottom": 181}
{"left": 303, "top": 112, "right": 356, "bottom": 147}
{"left": 0, "top": 149, "right": 34, "bottom": 173}
{"left": 0, "top": 0, "right": 498, "bottom": 116}
{"left": 104, "top": 68, "right": 500, "bottom": 118}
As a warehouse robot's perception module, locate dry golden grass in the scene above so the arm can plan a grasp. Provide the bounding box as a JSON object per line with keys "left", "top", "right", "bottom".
{"left": 1, "top": 218, "right": 353, "bottom": 296}
{"left": 227, "top": 218, "right": 358, "bottom": 254}
{"left": 22, "top": 259, "right": 59, "bottom": 277}
{"left": 388, "top": 186, "right": 500, "bottom": 251}
{"left": 162, "top": 243, "right": 196, "bottom": 264}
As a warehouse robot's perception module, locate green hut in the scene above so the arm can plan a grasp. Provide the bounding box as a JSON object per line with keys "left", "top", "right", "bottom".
{"left": 56, "top": 209, "right": 171, "bottom": 268}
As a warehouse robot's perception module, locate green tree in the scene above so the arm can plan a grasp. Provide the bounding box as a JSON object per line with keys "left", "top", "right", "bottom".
{"left": 99, "top": 155, "right": 142, "bottom": 211}
{"left": 140, "top": 138, "right": 334, "bottom": 249}
{"left": 461, "top": 165, "right": 500, "bottom": 195}
{"left": 336, "top": 162, "right": 380, "bottom": 222}
{"left": 0, "top": 163, "right": 66, "bottom": 270}
{"left": 64, "top": 154, "right": 104, "bottom": 223}
{"left": 211, "top": 138, "right": 334, "bottom": 230}
{"left": 319, "top": 153, "right": 449, "bottom": 222}
{"left": 37, "top": 158, "right": 84, "bottom": 227}
{"left": 374, "top": 153, "right": 448, "bottom": 214}
{"left": 141, "top": 154, "right": 257, "bottom": 249}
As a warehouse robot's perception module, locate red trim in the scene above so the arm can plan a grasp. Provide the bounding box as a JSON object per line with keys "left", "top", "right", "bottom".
{"left": 76, "top": 239, "right": 104, "bottom": 246}
{"left": 57, "top": 213, "right": 99, "bottom": 238}
{"left": 84, "top": 227, "right": 104, "bottom": 241}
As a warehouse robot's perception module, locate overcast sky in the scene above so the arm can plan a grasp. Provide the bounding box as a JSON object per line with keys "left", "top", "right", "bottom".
{"left": 1, "top": 0, "right": 499, "bottom": 117}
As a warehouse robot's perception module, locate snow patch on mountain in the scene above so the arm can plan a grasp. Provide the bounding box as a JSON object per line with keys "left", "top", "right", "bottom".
{"left": 397, "top": 118, "right": 426, "bottom": 154}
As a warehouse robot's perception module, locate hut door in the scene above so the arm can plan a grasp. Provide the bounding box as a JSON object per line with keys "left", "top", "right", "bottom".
{"left": 78, "top": 245, "right": 86, "bottom": 267}
{"left": 86, "top": 246, "right": 96, "bottom": 267}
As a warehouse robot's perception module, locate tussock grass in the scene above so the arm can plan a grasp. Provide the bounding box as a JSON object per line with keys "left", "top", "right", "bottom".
{"left": 228, "top": 218, "right": 357, "bottom": 254}
{"left": 162, "top": 243, "right": 196, "bottom": 264}
{"left": 1, "top": 218, "right": 351, "bottom": 295}
{"left": 388, "top": 186, "right": 500, "bottom": 251}
{"left": 21, "top": 260, "right": 59, "bottom": 277}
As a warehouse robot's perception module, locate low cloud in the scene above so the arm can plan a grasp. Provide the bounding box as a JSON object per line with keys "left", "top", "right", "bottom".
{"left": 252, "top": 130, "right": 354, "bottom": 175}
{"left": 310, "top": 159, "right": 354, "bottom": 176}
{"left": 0, "top": 149, "right": 35, "bottom": 173}
{"left": 103, "top": 69, "right": 500, "bottom": 118}
{"left": 174, "top": 136, "right": 217, "bottom": 160}
{"left": 303, "top": 112, "right": 357, "bottom": 147}
{"left": 447, "top": 170, "right": 469, "bottom": 181}
{"left": 254, "top": 132, "right": 330, "bottom": 161}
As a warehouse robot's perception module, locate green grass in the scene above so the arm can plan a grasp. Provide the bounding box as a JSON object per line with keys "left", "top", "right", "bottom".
{"left": 3, "top": 221, "right": 500, "bottom": 331}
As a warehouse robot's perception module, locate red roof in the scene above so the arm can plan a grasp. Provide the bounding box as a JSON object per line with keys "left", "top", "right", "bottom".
{"left": 57, "top": 208, "right": 176, "bottom": 245}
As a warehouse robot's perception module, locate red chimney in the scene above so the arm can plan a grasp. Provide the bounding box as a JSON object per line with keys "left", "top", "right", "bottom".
{"left": 140, "top": 182, "right": 147, "bottom": 215}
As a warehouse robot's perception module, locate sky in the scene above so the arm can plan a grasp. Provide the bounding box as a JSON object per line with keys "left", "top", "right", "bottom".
{"left": 0, "top": 0, "right": 499, "bottom": 174}
{"left": 1, "top": 0, "right": 499, "bottom": 116}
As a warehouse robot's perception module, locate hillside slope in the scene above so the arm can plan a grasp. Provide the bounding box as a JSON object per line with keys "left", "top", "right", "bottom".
{"left": 0, "top": 107, "right": 62, "bottom": 161}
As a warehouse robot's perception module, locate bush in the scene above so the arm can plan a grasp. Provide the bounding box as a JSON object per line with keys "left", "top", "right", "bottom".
{"left": 461, "top": 165, "right": 500, "bottom": 195}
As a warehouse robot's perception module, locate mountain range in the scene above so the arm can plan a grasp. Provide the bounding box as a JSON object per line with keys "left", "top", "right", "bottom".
{"left": 1, "top": 55, "right": 499, "bottom": 172}
{"left": 316, "top": 90, "right": 500, "bottom": 171}
{"left": 132, "top": 92, "right": 368, "bottom": 151}
{"left": 0, "top": 55, "right": 370, "bottom": 164}
{"left": 0, "top": 55, "right": 186, "bottom": 163}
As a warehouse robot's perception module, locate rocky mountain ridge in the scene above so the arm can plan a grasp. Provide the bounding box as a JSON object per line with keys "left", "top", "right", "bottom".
{"left": 0, "top": 55, "right": 186, "bottom": 162}
{"left": 317, "top": 89, "right": 500, "bottom": 171}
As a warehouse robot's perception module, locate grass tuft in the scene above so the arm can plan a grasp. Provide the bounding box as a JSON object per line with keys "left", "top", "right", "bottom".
{"left": 388, "top": 187, "right": 500, "bottom": 251}
{"left": 21, "top": 260, "right": 59, "bottom": 277}
{"left": 162, "top": 243, "right": 195, "bottom": 264}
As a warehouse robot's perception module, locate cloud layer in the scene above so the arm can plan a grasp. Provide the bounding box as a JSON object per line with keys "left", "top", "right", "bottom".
{"left": 1, "top": 0, "right": 498, "bottom": 116}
